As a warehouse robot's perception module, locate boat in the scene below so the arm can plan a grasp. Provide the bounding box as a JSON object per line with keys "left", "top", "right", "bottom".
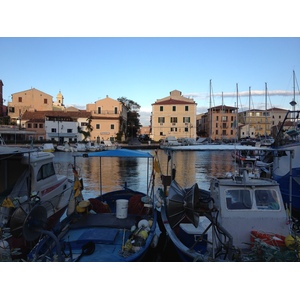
{"left": 85, "top": 141, "right": 101, "bottom": 152}
{"left": 74, "top": 142, "right": 87, "bottom": 152}
{"left": 100, "top": 140, "right": 119, "bottom": 150}
{"left": 0, "top": 145, "right": 75, "bottom": 261}
{"left": 154, "top": 150, "right": 298, "bottom": 262}
{"left": 267, "top": 71, "right": 300, "bottom": 216}
{"left": 39, "top": 143, "right": 55, "bottom": 152}
{"left": 56, "top": 141, "right": 76, "bottom": 152}
{"left": 26, "top": 149, "right": 158, "bottom": 262}
{"left": 160, "top": 136, "right": 182, "bottom": 148}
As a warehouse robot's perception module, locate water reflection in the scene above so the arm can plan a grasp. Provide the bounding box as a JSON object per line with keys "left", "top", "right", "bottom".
{"left": 53, "top": 149, "right": 235, "bottom": 199}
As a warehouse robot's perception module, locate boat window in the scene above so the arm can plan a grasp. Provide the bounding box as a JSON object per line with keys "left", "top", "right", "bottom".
{"left": 226, "top": 189, "right": 252, "bottom": 210}
{"left": 255, "top": 190, "right": 280, "bottom": 210}
{"left": 37, "top": 162, "right": 56, "bottom": 181}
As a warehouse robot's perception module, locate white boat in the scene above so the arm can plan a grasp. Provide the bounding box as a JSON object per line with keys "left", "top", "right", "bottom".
{"left": 86, "top": 141, "right": 101, "bottom": 152}
{"left": 0, "top": 145, "right": 75, "bottom": 260}
{"left": 56, "top": 142, "right": 76, "bottom": 152}
{"left": 39, "top": 143, "right": 55, "bottom": 152}
{"left": 160, "top": 136, "right": 182, "bottom": 149}
{"left": 74, "top": 143, "right": 87, "bottom": 152}
{"left": 154, "top": 150, "right": 296, "bottom": 262}
{"left": 100, "top": 140, "right": 119, "bottom": 150}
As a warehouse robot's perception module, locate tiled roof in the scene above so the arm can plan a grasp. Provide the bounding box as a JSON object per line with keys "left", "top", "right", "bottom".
{"left": 22, "top": 110, "right": 91, "bottom": 121}
{"left": 152, "top": 99, "right": 196, "bottom": 105}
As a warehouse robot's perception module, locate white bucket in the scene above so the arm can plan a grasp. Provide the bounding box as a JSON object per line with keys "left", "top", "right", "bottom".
{"left": 116, "top": 199, "right": 129, "bottom": 219}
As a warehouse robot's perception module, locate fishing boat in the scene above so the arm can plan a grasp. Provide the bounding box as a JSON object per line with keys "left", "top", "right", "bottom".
{"left": 0, "top": 145, "right": 74, "bottom": 261}
{"left": 154, "top": 150, "right": 298, "bottom": 262}
{"left": 26, "top": 149, "right": 158, "bottom": 262}
{"left": 268, "top": 71, "right": 300, "bottom": 216}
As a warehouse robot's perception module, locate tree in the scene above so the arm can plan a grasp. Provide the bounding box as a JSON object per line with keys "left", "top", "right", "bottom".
{"left": 117, "top": 97, "right": 141, "bottom": 139}
{"left": 78, "top": 117, "right": 93, "bottom": 141}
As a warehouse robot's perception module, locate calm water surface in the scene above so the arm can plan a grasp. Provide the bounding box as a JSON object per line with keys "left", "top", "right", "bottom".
{"left": 53, "top": 149, "right": 235, "bottom": 199}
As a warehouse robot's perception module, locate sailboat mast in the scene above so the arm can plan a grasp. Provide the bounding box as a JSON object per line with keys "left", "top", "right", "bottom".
{"left": 265, "top": 82, "right": 267, "bottom": 139}
{"left": 236, "top": 83, "right": 239, "bottom": 142}
{"left": 248, "top": 86, "right": 251, "bottom": 138}
{"left": 209, "top": 79, "right": 212, "bottom": 143}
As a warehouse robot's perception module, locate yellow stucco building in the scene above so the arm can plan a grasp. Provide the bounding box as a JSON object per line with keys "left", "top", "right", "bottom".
{"left": 86, "top": 95, "right": 128, "bottom": 142}
{"left": 8, "top": 88, "right": 53, "bottom": 122}
{"left": 151, "top": 90, "right": 197, "bottom": 141}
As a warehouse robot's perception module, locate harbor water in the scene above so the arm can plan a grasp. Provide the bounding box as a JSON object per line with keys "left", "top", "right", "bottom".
{"left": 53, "top": 149, "right": 235, "bottom": 200}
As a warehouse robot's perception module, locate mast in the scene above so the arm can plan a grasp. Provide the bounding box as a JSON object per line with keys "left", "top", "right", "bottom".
{"left": 265, "top": 82, "right": 268, "bottom": 140}
{"left": 236, "top": 83, "right": 239, "bottom": 143}
{"left": 209, "top": 79, "right": 212, "bottom": 143}
{"left": 248, "top": 86, "right": 251, "bottom": 138}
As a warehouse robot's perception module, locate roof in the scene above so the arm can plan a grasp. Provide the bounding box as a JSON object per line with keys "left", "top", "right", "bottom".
{"left": 22, "top": 110, "right": 91, "bottom": 121}
{"left": 152, "top": 99, "right": 196, "bottom": 106}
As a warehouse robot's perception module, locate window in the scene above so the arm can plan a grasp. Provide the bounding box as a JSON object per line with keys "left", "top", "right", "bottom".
{"left": 97, "top": 107, "right": 101, "bottom": 114}
{"left": 170, "top": 117, "right": 177, "bottom": 123}
{"left": 158, "top": 117, "right": 165, "bottom": 124}
{"left": 183, "top": 117, "right": 190, "bottom": 123}
{"left": 28, "top": 124, "right": 32, "bottom": 128}
{"left": 44, "top": 98, "right": 48, "bottom": 104}
{"left": 160, "top": 132, "right": 164, "bottom": 136}
{"left": 18, "top": 97, "right": 22, "bottom": 103}
{"left": 216, "top": 116, "right": 219, "bottom": 121}
{"left": 9, "top": 107, "right": 15, "bottom": 113}
{"left": 96, "top": 124, "right": 100, "bottom": 129}
{"left": 111, "top": 124, "right": 114, "bottom": 130}
{"left": 172, "top": 106, "right": 176, "bottom": 112}
{"left": 226, "top": 189, "right": 252, "bottom": 210}
{"left": 160, "top": 106, "right": 163, "bottom": 111}
{"left": 222, "top": 116, "right": 228, "bottom": 122}
{"left": 171, "top": 127, "right": 177, "bottom": 132}
{"left": 51, "top": 128, "right": 57, "bottom": 133}
{"left": 34, "top": 123, "right": 38, "bottom": 128}
{"left": 81, "top": 122, "right": 88, "bottom": 126}
{"left": 114, "top": 107, "right": 118, "bottom": 114}
{"left": 37, "top": 162, "right": 56, "bottom": 181}
{"left": 67, "top": 129, "right": 73, "bottom": 133}
{"left": 39, "top": 124, "right": 43, "bottom": 129}
{"left": 184, "top": 127, "right": 188, "bottom": 132}
{"left": 255, "top": 190, "right": 280, "bottom": 210}
{"left": 185, "top": 106, "right": 189, "bottom": 111}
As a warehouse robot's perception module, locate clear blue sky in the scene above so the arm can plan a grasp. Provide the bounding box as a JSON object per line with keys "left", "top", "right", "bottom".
{"left": 1, "top": 3, "right": 300, "bottom": 126}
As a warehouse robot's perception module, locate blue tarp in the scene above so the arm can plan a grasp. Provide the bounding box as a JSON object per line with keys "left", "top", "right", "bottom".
{"left": 74, "top": 148, "right": 153, "bottom": 158}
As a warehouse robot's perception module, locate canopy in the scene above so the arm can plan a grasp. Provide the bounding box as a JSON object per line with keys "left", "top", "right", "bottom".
{"left": 74, "top": 148, "right": 153, "bottom": 158}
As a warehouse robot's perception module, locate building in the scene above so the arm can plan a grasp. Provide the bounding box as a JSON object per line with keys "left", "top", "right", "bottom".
{"left": 86, "top": 95, "right": 128, "bottom": 142}
{"left": 204, "top": 105, "right": 238, "bottom": 142}
{"left": 8, "top": 88, "right": 53, "bottom": 122}
{"left": 21, "top": 110, "right": 91, "bottom": 143}
{"left": 151, "top": 90, "right": 197, "bottom": 141}
{"left": 238, "top": 107, "right": 288, "bottom": 139}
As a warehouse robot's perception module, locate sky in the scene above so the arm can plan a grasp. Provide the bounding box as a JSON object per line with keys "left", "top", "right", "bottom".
{"left": 1, "top": 2, "right": 300, "bottom": 127}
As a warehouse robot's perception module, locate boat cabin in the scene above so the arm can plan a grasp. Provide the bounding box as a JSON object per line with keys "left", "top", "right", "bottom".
{"left": 209, "top": 171, "right": 290, "bottom": 249}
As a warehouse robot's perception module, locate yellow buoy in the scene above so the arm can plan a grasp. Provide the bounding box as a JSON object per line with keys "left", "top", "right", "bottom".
{"left": 285, "top": 234, "right": 300, "bottom": 250}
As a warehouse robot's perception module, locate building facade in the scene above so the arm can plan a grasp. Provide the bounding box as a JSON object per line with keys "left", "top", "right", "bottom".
{"left": 8, "top": 88, "right": 53, "bottom": 122}
{"left": 238, "top": 107, "right": 288, "bottom": 139}
{"left": 205, "top": 105, "right": 238, "bottom": 142}
{"left": 151, "top": 90, "right": 197, "bottom": 141}
{"left": 86, "top": 95, "right": 127, "bottom": 142}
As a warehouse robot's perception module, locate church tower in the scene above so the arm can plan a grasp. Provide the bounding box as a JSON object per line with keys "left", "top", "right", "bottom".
{"left": 54, "top": 90, "right": 64, "bottom": 107}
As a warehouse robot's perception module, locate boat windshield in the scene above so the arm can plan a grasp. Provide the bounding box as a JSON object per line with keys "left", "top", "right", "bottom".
{"left": 254, "top": 189, "right": 280, "bottom": 210}
{"left": 226, "top": 189, "right": 252, "bottom": 210}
